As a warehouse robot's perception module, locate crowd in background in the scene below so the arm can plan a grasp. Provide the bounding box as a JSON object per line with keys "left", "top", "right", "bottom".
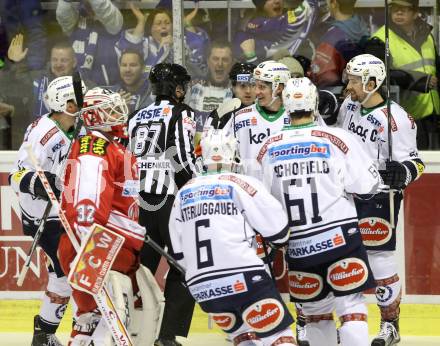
{"left": 0, "top": 0, "right": 438, "bottom": 150}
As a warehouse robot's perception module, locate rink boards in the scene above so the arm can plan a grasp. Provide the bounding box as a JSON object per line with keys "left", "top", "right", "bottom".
{"left": 1, "top": 150, "right": 439, "bottom": 304}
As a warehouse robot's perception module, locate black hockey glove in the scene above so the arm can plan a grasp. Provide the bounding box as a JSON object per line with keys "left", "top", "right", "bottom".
{"left": 31, "top": 172, "right": 61, "bottom": 200}
{"left": 318, "top": 89, "right": 339, "bottom": 125}
{"left": 379, "top": 161, "right": 410, "bottom": 190}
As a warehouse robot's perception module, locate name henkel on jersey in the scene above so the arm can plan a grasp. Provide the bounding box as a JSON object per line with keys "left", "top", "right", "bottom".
{"left": 189, "top": 274, "right": 248, "bottom": 302}
{"left": 180, "top": 184, "right": 233, "bottom": 205}
{"left": 288, "top": 228, "right": 346, "bottom": 259}
{"left": 269, "top": 142, "right": 330, "bottom": 161}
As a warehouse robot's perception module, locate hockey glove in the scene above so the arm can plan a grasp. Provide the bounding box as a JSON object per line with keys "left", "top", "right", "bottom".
{"left": 318, "top": 89, "right": 339, "bottom": 125}
{"left": 31, "top": 172, "right": 61, "bottom": 200}
{"left": 379, "top": 161, "right": 410, "bottom": 190}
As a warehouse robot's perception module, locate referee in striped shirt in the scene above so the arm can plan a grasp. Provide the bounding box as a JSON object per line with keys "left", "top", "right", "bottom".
{"left": 128, "top": 63, "right": 200, "bottom": 346}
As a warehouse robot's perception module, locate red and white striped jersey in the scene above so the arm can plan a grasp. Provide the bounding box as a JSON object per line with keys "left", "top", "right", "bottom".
{"left": 61, "top": 130, "right": 145, "bottom": 251}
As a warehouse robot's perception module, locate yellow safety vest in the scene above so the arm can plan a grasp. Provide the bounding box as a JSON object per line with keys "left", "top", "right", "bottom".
{"left": 374, "top": 26, "right": 439, "bottom": 119}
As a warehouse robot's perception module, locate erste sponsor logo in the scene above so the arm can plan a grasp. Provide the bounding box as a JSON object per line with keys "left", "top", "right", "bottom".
{"left": 288, "top": 228, "right": 346, "bottom": 258}
{"left": 189, "top": 274, "right": 247, "bottom": 302}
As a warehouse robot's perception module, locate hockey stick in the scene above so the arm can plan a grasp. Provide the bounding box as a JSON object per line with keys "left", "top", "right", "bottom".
{"left": 17, "top": 71, "right": 85, "bottom": 286}
{"left": 25, "top": 143, "right": 133, "bottom": 345}
{"left": 144, "top": 235, "right": 186, "bottom": 276}
{"left": 16, "top": 203, "right": 52, "bottom": 286}
{"left": 384, "top": 0, "right": 395, "bottom": 229}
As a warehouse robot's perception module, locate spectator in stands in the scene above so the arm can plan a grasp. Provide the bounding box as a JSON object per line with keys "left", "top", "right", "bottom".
{"left": 0, "top": 0, "right": 47, "bottom": 71}
{"left": 310, "top": 0, "right": 370, "bottom": 87}
{"left": 116, "top": 3, "right": 209, "bottom": 82}
{"left": 0, "top": 99, "right": 13, "bottom": 149}
{"left": 233, "top": 0, "right": 320, "bottom": 64}
{"left": 109, "top": 49, "right": 151, "bottom": 113}
{"left": 7, "top": 38, "right": 92, "bottom": 118}
{"left": 272, "top": 48, "right": 305, "bottom": 77}
{"left": 56, "top": 0, "right": 123, "bottom": 85}
{"left": 366, "top": 0, "right": 439, "bottom": 149}
{"left": 185, "top": 40, "right": 234, "bottom": 134}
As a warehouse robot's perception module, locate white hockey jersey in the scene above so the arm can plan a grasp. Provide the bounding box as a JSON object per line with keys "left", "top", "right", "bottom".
{"left": 169, "top": 172, "right": 289, "bottom": 290}
{"left": 336, "top": 97, "right": 419, "bottom": 164}
{"left": 258, "top": 124, "right": 380, "bottom": 266}
{"left": 223, "top": 103, "right": 290, "bottom": 179}
{"left": 10, "top": 115, "right": 75, "bottom": 224}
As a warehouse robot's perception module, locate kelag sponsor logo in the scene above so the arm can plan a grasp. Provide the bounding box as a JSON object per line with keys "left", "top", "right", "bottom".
{"left": 288, "top": 228, "right": 346, "bottom": 258}
{"left": 189, "top": 274, "right": 247, "bottom": 302}
{"left": 180, "top": 184, "right": 233, "bottom": 205}
{"left": 268, "top": 142, "right": 330, "bottom": 161}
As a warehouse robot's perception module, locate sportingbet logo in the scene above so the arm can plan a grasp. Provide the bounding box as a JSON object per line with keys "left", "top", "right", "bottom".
{"left": 180, "top": 184, "right": 232, "bottom": 205}
{"left": 189, "top": 274, "right": 248, "bottom": 302}
{"left": 269, "top": 142, "right": 330, "bottom": 161}
{"left": 288, "top": 228, "right": 346, "bottom": 258}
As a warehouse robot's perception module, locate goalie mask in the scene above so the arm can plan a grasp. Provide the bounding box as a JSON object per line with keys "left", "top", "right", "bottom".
{"left": 200, "top": 127, "right": 238, "bottom": 170}
{"left": 345, "top": 54, "right": 386, "bottom": 105}
{"left": 45, "top": 76, "right": 86, "bottom": 115}
{"left": 282, "top": 77, "right": 318, "bottom": 117}
{"left": 81, "top": 87, "right": 129, "bottom": 138}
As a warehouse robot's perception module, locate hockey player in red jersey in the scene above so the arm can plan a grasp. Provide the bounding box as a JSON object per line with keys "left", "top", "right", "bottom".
{"left": 58, "top": 87, "right": 146, "bottom": 345}
{"left": 10, "top": 76, "right": 86, "bottom": 346}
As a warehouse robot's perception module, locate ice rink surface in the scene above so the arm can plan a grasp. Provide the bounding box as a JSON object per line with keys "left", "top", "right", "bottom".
{"left": 1, "top": 332, "right": 440, "bottom": 345}
{"left": 1, "top": 301, "right": 439, "bottom": 345}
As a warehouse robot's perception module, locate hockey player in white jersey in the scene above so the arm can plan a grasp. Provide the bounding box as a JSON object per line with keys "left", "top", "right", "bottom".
{"left": 224, "top": 60, "right": 291, "bottom": 179}
{"left": 9, "top": 76, "right": 85, "bottom": 346}
{"left": 259, "top": 77, "right": 381, "bottom": 346}
{"left": 336, "top": 54, "right": 425, "bottom": 346}
{"left": 169, "top": 128, "right": 297, "bottom": 346}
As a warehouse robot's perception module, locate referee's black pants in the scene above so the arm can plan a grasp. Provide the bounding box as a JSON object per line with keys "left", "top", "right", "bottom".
{"left": 139, "top": 193, "right": 195, "bottom": 340}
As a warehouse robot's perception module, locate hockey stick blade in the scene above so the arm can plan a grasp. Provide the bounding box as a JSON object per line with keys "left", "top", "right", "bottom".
{"left": 16, "top": 202, "right": 52, "bottom": 286}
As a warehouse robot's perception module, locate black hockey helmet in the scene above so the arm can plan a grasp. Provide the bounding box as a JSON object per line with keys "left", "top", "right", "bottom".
{"left": 229, "top": 62, "right": 257, "bottom": 86}
{"left": 149, "top": 63, "right": 191, "bottom": 97}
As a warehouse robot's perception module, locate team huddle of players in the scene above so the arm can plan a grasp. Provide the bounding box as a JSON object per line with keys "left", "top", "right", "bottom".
{"left": 9, "top": 53, "right": 424, "bottom": 346}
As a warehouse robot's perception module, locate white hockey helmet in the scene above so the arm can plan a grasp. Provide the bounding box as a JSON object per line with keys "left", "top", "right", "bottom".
{"left": 282, "top": 77, "right": 318, "bottom": 116}
{"left": 253, "top": 60, "right": 291, "bottom": 89}
{"left": 345, "top": 54, "right": 386, "bottom": 94}
{"left": 200, "top": 127, "right": 238, "bottom": 168}
{"left": 45, "top": 76, "right": 86, "bottom": 115}
{"left": 81, "top": 87, "right": 129, "bottom": 138}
